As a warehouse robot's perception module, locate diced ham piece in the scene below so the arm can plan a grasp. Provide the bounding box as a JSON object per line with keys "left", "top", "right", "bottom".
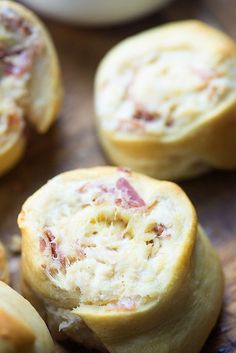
{"left": 59, "top": 254, "right": 66, "bottom": 268}
{"left": 43, "top": 228, "right": 57, "bottom": 258}
{"left": 4, "top": 49, "right": 34, "bottom": 77}
{"left": 77, "top": 178, "right": 145, "bottom": 209}
{"left": 40, "top": 229, "right": 67, "bottom": 270}
{"left": 115, "top": 198, "right": 122, "bottom": 207}
{"left": 0, "top": 47, "right": 23, "bottom": 60}
{"left": 133, "top": 107, "right": 159, "bottom": 122}
{"left": 0, "top": 9, "right": 32, "bottom": 37}
{"left": 99, "top": 185, "right": 116, "bottom": 195}
{"left": 78, "top": 182, "right": 90, "bottom": 193}
{"left": 116, "top": 177, "right": 145, "bottom": 208}
{"left": 154, "top": 223, "right": 171, "bottom": 238}
{"left": 39, "top": 236, "right": 46, "bottom": 252}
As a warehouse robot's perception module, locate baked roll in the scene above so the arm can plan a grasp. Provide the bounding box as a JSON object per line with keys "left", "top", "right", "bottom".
{"left": 0, "top": 281, "right": 54, "bottom": 353}
{"left": 18, "top": 166, "right": 223, "bottom": 353}
{"left": 0, "top": 1, "right": 62, "bottom": 176}
{"left": 0, "top": 242, "right": 9, "bottom": 284}
{"left": 0, "top": 241, "right": 53, "bottom": 352}
{"left": 95, "top": 21, "right": 236, "bottom": 180}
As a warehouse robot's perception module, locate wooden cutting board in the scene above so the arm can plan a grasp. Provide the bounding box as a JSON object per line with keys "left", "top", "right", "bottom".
{"left": 0, "top": 0, "right": 236, "bottom": 352}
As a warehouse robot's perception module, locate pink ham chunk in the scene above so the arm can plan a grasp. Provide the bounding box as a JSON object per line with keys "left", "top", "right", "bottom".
{"left": 40, "top": 228, "right": 66, "bottom": 268}
{"left": 133, "top": 107, "right": 159, "bottom": 122}
{"left": 41, "top": 228, "right": 57, "bottom": 258}
{"left": 4, "top": 49, "right": 34, "bottom": 77}
{"left": 154, "top": 223, "right": 171, "bottom": 238}
{"left": 116, "top": 177, "right": 145, "bottom": 208}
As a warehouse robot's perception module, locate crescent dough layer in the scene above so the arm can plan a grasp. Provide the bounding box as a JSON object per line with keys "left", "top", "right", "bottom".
{"left": 95, "top": 21, "right": 236, "bottom": 180}
{"left": 18, "top": 166, "right": 223, "bottom": 353}
{"left": 0, "top": 281, "right": 54, "bottom": 353}
{"left": 0, "top": 241, "right": 53, "bottom": 352}
{"left": 0, "top": 242, "right": 9, "bottom": 284}
{"left": 0, "top": 1, "right": 62, "bottom": 176}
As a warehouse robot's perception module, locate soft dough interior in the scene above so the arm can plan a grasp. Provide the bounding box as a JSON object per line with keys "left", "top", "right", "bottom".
{"left": 96, "top": 22, "right": 236, "bottom": 137}
{"left": 0, "top": 5, "right": 45, "bottom": 132}
{"left": 22, "top": 168, "right": 193, "bottom": 309}
{"left": 0, "top": 2, "right": 62, "bottom": 173}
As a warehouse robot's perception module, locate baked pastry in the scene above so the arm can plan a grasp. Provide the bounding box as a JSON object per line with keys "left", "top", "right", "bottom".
{"left": 18, "top": 166, "right": 223, "bottom": 353}
{"left": 95, "top": 21, "right": 236, "bottom": 180}
{"left": 0, "top": 241, "right": 53, "bottom": 352}
{"left": 0, "top": 242, "right": 9, "bottom": 284}
{"left": 0, "top": 281, "right": 54, "bottom": 353}
{"left": 0, "top": 1, "right": 62, "bottom": 176}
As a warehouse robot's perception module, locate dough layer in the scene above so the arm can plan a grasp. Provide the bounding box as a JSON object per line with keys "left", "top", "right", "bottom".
{"left": 95, "top": 21, "right": 236, "bottom": 180}
{"left": 0, "top": 1, "right": 62, "bottom": 176}
{"left": 19, "top": 166, "right": 224, "bottom": 353}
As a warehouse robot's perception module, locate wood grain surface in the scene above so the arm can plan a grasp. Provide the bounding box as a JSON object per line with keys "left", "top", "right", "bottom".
{"left": 0, "top": 0, "right": 236, "bottom": 352}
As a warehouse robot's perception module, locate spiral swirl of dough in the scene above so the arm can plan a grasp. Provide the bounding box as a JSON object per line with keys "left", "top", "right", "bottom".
{"left": 0, "top": 1, "right": 62, "bottom": 176}
{"left": 19, "top": 166, "right": 223, "bottom": 353}
{"left": 95, "top": 21, "right": 236, "bottom": 180}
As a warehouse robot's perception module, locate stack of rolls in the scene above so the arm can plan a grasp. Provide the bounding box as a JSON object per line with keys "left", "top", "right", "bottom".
{"left": 18, "top": 166, "right": 223, "bottom": 353}
{"left": 0, "top": 1, "right": 62, "bottom": 176}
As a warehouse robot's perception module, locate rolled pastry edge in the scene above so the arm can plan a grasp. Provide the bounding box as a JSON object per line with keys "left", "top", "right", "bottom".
{"left": 96, "top": 98, "right": 236, "bottom": 181}
{"left": 21, "top": 226, "right": 223, "bottom": 353}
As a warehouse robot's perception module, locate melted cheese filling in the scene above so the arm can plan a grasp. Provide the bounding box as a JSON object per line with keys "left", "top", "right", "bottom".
{"left": 25, "top": 170, "right": 190, "bottom": 309}
{"left": 96, "top": 50, "right": 236, "bottom": 135}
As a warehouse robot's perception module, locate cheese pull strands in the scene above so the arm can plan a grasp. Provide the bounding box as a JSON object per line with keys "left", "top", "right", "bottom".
{"left": 18, "top": 166, "right": 223, "bottom": 353}
{"left": 0, "top": 1, "right": 62, "bottom": 176}
{"left": 95, "top": 20, "right": 236, "bottom": 180}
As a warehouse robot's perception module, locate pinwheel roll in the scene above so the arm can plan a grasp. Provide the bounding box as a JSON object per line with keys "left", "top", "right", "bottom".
{"left": 0, "top": 242, "right": 9, "bottom": 284}
{"left": 18, "top": 166, "right": 223, "bottom": 353}
{"left": 0, "top": 1, "right": 62, "bottom": 176}
{"left": 95, "top": 21, "right": 236, "bottom": 180}
{"left": 0, "top": 281, "right": 54, "bottom": 353}
{"left": 0, "top": 241, "right": 53, "bottom": 352}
